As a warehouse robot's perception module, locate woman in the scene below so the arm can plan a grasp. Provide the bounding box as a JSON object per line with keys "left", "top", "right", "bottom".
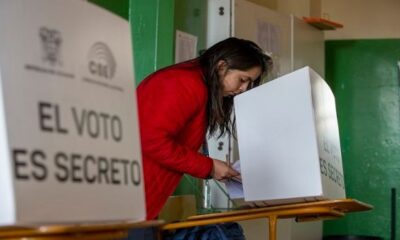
{"left": 137, "top": 37, "right": 271, "bottom": 220}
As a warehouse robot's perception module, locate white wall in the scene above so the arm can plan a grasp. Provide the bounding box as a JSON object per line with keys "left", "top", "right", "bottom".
{"left": 266, "top": 0, "right": 400, "bottom": 40}
{"left": 277, "top": 0, "right": 310, "bottom": 18}
{"left": 322, "top": 0, "right": 400, "bottom": 39}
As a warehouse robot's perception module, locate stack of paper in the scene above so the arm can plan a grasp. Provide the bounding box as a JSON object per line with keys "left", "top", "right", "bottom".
{"left": 225, "top": 161, "right": 244, "bottom": 199}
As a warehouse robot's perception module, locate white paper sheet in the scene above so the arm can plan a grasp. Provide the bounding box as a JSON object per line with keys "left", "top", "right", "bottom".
{"left": 225, "top": 161, "right": 244, "bottom": 199}
{"left": 175, "top": 30, "right": 197, "bottom": 63}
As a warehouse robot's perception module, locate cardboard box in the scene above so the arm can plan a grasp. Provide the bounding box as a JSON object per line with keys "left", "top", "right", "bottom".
{"left": 234, "top": 67, "right": 345, "bottom": 205}
{"left": 0, "top": 0, "right": 145, "bottom": 225}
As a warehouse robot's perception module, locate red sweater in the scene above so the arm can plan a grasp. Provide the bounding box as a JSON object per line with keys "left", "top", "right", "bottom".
{"left": 137, "top": 60, "right": 213, "bottom": 220}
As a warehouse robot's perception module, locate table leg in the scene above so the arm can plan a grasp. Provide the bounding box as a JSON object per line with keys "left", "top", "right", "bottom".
{"left": 268, "top": 215, "right": 277, "bottom": 240}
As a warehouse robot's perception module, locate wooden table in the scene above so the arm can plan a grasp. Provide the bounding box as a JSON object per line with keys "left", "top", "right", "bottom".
{"left": 161, "top": 199, "right": 372, "bottom": 240}
{"left": 0, "top": 220, "right": 163, "bottom": 240}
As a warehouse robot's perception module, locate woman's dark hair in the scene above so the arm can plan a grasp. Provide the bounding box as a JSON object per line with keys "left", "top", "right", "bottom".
{"left": 199, "top": 37, "right": 271, "bottom": 138}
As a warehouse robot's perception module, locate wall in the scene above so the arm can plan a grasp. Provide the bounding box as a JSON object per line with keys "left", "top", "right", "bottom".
{"left": 130, "top": 0, "right": 175, "bottom": 84}
{"left": 324, "top": 39, "right": 400, "bottom": 239}
{"left": 244, "top": 0, "right": 323, "bottom": 19}
{"left": 320, "top": 1, "right": 400, "bottom": 239}
{"left": 174, "top": 0, "right": 207, "bottom": 54}
{"left": 172, "top": 0, "right": 208, "bottom": 208}
{"left": 276, "top": 0, "right": 310, "bottom": 18}
{"left": 272, "top": 1, "right": 400, "bottom": 238}
{"left": 322, "top": 0, "right": 400, "bottom": 40}
{"left": 262, "top": 0, "right": 400, "bottom": 40}
{"left": 88, "top": 0, "right": 129, "bottom": 20}
{"left": 270, "top": 0, "right": 400, "bottom": 41}
{"left": 246, "top": 0, "right": 277, "bottom": 10}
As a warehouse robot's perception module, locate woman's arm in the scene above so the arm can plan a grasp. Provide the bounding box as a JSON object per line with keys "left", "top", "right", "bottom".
{"left": 137, "top": 70, "right": 213, "bottom": 178}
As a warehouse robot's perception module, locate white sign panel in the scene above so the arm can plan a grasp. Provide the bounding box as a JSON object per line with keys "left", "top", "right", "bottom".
{"left": 234, "top": 67, "right": 345, "bottom": 205}
{"left": 0, "top": 0, "right": 145, "bottom": 225}
{"left": 175, "top": 30, "right": 198, "bottom": 63}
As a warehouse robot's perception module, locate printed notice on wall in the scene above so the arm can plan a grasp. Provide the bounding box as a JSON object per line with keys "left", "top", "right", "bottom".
{"left": 175, "top": 30, "right": 198, "bottom": 63}
{"left": 256, "top": 20, "right": 281, "bottom": 80}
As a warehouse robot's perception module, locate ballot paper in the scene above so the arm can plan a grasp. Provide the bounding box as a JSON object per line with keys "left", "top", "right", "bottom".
{"left": 225, "top": 161, "right": 244, "bottom": 199}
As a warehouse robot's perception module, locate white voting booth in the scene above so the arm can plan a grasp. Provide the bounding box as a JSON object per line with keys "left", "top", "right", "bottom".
{"left": 206, "top": 1, "right": 331, "bottom": 238}
{"left": 0, "top": 0, "right": 145, "bottom": 225}
{"left": 234, "top": 67, "right": 345, "bottom": 206}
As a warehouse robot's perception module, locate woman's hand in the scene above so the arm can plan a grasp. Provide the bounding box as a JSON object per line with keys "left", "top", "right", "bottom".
{"left": 210, "top": 159, "right": 240, "bottom": 181}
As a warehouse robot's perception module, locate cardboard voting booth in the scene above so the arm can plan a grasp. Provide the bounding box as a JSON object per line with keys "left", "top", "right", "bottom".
{"left": 234, "top": 67, "right": 345, "bottom": 206}
{"left": 0, "top": 0, "right": 145, "bottom": 225}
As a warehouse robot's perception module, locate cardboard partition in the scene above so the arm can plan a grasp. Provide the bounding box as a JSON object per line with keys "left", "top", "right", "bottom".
{"left": 234, "top": 67, "right": 345, "bottom": 205}
{"left": 0, "top": 0, "right": 145, "bottom": 225}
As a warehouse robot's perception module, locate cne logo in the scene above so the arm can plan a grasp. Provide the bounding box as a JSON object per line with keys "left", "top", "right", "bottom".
{"left": 87, "top": 42, "right": 116, "bottom": 79}
{"left": 39, "top": 27, "right": 62, "bottom": 66}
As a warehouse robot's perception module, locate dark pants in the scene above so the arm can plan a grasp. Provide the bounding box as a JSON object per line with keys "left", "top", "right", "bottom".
{"left": 126, "top": 227, "right": 158, "bottom": 240}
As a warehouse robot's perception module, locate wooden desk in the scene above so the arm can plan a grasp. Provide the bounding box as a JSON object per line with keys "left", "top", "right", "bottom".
{"left": 0, "top": 220, "right": 163, "bottom": 240}
{"left": 161, "top": 199, "right": 372, "bottom": 240}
